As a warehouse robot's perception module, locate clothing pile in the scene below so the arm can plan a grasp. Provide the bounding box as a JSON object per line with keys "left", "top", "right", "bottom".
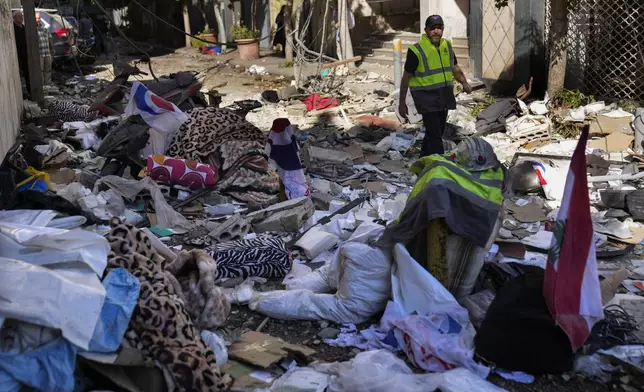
{"left": 167, "top": 107, "right": 279, "bottom": 205}
{"left": 105, "top": 218, "right": 233, "bottom": 391}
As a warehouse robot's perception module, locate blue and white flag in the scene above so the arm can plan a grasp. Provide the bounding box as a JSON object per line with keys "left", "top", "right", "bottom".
{"left": 125, "top": 81, "right": 188, "bottom": 133}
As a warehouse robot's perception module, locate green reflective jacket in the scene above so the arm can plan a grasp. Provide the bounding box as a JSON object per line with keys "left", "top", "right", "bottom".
{"left": 408, "top": 35, "right": 455, "bottom": 92}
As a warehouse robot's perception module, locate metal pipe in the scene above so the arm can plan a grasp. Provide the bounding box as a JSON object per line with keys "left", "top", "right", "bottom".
{"left": 393, "top": 39, "right": 402, "bottom": 90}
{"left": 588, "top": 171, "right": 644, "bottom": 183}
{"left": 634, "top": 108, "right": 644, "bottom": 154}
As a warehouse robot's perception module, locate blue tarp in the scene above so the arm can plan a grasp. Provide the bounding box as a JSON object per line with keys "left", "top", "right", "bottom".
{"left": 87, "top": 267, "right": 140, "bottom": 353}
{"left": 0, "top": 337, "right": 77, "bottom": 392}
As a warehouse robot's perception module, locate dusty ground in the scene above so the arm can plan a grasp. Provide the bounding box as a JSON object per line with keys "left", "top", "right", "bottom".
{"left": 222, "top": 283, "right": 612, "bottom": 392}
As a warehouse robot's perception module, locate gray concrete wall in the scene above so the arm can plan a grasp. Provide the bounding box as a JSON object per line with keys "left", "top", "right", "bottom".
{"left": 0, "top": 0, "right": 24, "bottom": 159}
{"left": 421, "top": 0, "right": 469, "bottom": 38}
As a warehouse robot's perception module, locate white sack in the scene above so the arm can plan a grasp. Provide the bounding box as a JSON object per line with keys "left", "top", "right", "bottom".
{"left": 0, "top": 258, "right": 106, "bottom": 350}
{"left": 249, "top": 223, "right": 391, "bottom": 324}
{"left": 391, "top": 244, "right": 489, "bottom": 378}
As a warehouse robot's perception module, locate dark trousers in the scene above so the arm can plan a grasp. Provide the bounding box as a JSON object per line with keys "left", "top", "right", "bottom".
{"left": 421, "top": 110, "right": 448, "bottom": 157}
{"left": 18, "top": 58, "right": 30, "bottom": 97}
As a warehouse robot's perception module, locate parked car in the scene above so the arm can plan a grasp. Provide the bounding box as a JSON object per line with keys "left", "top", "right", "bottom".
{"left": 38, "top": 10, "right": 77, "bottom": 62}
{"left": 12, "top": 8, "right": 78, "bottom": 63}
{"left": 64, "top": 15, "right": 96, "bottom": 63}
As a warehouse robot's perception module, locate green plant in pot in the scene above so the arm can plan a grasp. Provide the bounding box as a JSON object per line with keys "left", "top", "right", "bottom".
{"left": 231, "top": 24, "right": 261, "bottom": 61}
{"left": 191, "top": 25, "right": 216, "bottom": 51}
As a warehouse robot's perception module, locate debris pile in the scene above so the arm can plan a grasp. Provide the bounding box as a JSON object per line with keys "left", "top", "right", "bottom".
{"left": 2, "top": 57, "right": 644, "bottom": 392}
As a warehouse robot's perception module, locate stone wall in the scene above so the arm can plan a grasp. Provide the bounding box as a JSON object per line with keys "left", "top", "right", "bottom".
{"left": 0, "top": 0, "right": 24, "bottom": 159}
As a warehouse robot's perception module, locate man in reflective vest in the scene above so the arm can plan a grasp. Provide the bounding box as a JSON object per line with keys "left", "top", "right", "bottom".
{"left": 399, "top": 15, "right": 472, "bottom": 157}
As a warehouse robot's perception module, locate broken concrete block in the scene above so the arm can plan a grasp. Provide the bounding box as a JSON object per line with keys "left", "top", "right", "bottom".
{"left": 247, "top": 197, "right": 311, "bottom": 221}
{"left": 311, "top": 192, "right": 342, "bottom": 210}
{"left": 208, "top": 214, "right": 250, "bottom": 242}
{"left": 278, "top": 85, "right": 298, "bottom": 101}
{"left": 251, "top": 197, "right": 315, "bottom": 233}
{"left": 309, "top": 146, "right": 353, "bottom": 164}
{"left": 286, "top": 103, "right": 307, "bottom": 117}
{"left": 317, "top": 327, "right": 340, "bottom": 339}
{"left": 387, "top": 150, "right": 403, "bottom": 160}
{"left": 295, "top": 227, "right": 339, "bottom": 259}
{"left": 310, "top": 178, "right": 342, "bottom": 195}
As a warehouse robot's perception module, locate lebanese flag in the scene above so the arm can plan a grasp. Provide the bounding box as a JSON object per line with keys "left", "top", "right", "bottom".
{"left": 125, "top": 81, "right": 188, "bottom": 133}
{"left": 543, "top": 125, "right": 603, "bottom": 352}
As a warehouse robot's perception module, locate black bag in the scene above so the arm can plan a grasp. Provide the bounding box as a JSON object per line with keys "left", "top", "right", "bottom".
{"left": 474, "top": 266, "right": 574, "bottom": 374}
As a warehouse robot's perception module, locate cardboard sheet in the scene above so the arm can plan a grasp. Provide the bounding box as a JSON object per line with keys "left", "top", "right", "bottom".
{"left": 589, "top": 132, "right": 634, "bottom": 152}
{"left": 228, "top": 331, "right": 315, "bottom": 369}
{"left": 590, "top": 114, "right": 633, "bottom": 135}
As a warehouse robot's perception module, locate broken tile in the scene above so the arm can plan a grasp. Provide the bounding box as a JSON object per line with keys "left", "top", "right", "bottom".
{"left": 506, "top": 202, "right": 547, "bottom": 223}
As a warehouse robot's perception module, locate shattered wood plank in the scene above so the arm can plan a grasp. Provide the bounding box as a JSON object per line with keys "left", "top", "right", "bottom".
{"left": 305, "top": 104, "right": 357, "bottom": 116}
{"left": 321, "top": 56, "right": 362, "bottom": 69}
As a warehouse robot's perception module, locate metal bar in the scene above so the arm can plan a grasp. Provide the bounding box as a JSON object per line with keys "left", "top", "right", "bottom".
{"left": 393, "top": 39, "right": 402, "bottom": 90}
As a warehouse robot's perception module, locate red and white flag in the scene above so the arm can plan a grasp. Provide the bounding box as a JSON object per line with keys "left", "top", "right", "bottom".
{"left": 543, "top": 125, "right": 603, "bottom": 352}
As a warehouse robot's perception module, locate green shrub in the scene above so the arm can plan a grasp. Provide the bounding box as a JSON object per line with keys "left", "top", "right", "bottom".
{"left": 231, "top": 24, "right": 260, "bottom": 41}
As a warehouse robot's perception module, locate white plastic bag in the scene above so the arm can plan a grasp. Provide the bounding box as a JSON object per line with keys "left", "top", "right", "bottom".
{"left": 223, "top": 277, "right": 266, "bottom": 305}
{"left": 94, "top": 175, "right": 191, "bottom": 233}
{"left": 0, "top": 257, "right": 106, "bottom": 350}
{"left": 282, "top": 263, "right": 313, "bottom": 290}
{"left": 316, "top": 350, "right": 443, "bottom": 392}
{"left": 440, "top": 368, "right": 507, "bottom": 392}
{"left": 201, "top": 330, "right": 228, "bottom": 366}
{"left": 250, "top": 224, "right": 391, "bottom": 324}
{"left": 391, "top": 244, "right": 489, "bottom": 378}
{"left": 0, "top": 222, "right": 109, "bottom": 276}
{"left": 391, "top": 244, "right": 459, "bottom": 316}
{"left": 0, "top": 210, "right": 58, "bottom": 226}
{"left": 269, "top": 367, "right": 329, "bottom": 392}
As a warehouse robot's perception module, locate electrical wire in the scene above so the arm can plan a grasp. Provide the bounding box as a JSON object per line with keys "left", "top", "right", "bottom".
{"left": 128, "top": 0, "right": 278, "bottom": 47}
{"left": 91, "top": 0, "right": 158, "bottom": 80}
{"left": 584, "top": 304, "right": 644, "bottom": 354}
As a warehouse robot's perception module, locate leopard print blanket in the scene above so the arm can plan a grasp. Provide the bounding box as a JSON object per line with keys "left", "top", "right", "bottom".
{"left": 167, "top": 107, "right": 279, "bottom": 205}
{"left": 106, "top": 218, "right": 233, "bottom": 392}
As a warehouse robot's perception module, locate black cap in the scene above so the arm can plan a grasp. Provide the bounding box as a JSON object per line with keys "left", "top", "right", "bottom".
{"left": 425, "top": 15, "right": 444, "bottom": 28}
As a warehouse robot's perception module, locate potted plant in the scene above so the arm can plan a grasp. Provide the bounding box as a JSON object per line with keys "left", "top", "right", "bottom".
{"left": 200, "top": 25, "right": 216, "bottom": 45}
{"left": 191, "top": 25, "right": 217, "bottom": 53}
{"left": 231, "top": 24, "right": 260, "bottom": 61}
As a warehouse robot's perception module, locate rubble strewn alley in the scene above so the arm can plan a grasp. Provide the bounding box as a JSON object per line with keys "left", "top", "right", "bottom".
{"left": 2, "top": 1, "right": 644, "bottom": 391}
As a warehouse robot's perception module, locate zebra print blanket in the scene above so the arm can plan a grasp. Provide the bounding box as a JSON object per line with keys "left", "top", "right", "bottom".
{"left": 207, "top": 235, "right": 292, "bottom": 280}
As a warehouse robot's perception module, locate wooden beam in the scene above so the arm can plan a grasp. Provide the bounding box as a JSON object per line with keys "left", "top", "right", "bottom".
{"left": 22, "top": 0, "right": 44, "bottom": 104}
{"left": 320, "top": 56, "right": 361, "bottom": 69}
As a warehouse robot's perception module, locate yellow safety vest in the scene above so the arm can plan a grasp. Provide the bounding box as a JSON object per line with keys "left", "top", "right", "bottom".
{"left": 407, "top": 154, "right": 504, "bottom": 207}
{"left": 408, "top": 35, "right": 454, "bottom": 91}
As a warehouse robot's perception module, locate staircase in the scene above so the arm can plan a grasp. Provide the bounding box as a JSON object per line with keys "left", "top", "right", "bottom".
{"left": 355, "top": 32, "right": 471, "bottom": 75}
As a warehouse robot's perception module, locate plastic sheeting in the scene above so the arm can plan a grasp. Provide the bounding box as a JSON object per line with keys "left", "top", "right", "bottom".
{"left": 0, "top": 258, "right": 106, "bottom": 350}
{"left": 0, "top": 329, "right": 77, "bottom": 392}
{"left": 94, "top": 175, "right": 191, "bottom": 233}
{"left": 391, "top": 244, "right": 489, "bottom": 378}
{"left": 0, "top": 221, "right": 108, "bottom": 276}
{"left": 249, "top": 223, "right": 391, "bottom": 324}
{"left": 87, "top": 268, "right": 140, "bottom": 353}
{"left": 308, "top": 350, "right": 504, "bottom": 392}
